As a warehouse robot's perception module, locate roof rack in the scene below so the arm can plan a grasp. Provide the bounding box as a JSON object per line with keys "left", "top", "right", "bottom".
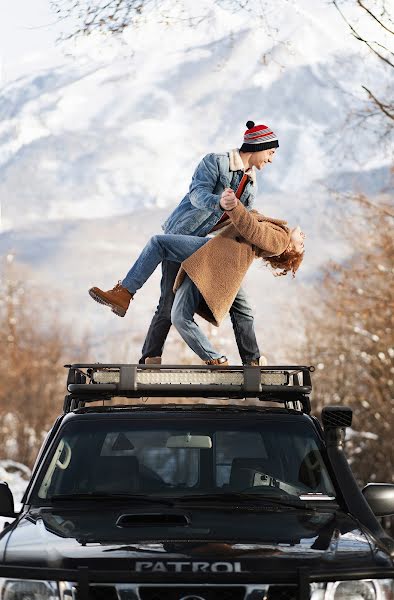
{"left": 63, "top": 364, "right": 314, "bottom": 414}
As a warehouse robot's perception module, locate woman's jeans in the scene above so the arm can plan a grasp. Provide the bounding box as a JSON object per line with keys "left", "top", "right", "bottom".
{"left": 122, "top": 234, "right": 260, "bottom": 362}
{"left": 171, "top": 274, "right": 222, "bottom": 360}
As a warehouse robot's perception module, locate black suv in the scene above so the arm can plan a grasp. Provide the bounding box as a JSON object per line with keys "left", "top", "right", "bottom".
{"left": 0, "top": 363, "right": 393, "bottom": 599}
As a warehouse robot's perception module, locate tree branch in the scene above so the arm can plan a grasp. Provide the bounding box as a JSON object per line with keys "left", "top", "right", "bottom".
{"left": 332, "top": 0, "right": 394, "bottom": 68}
{"left": 361, "top": 85, "right": 394, "bottom": 120}
{"left": 352, "top": 191, "right": 394, "bottom": 217}
{"left": 356, "top": 0, "right": 394, "bottom": 35}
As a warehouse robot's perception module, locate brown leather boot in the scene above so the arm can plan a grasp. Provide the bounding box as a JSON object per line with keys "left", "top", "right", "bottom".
{"left": 89, "top": 281, "right": 133, "bottom": 317}
{"left": 205, "top": 356, "right": 228, "bottom": 366}
{"left": 145, "top": 357, "right": 162, "bottom": 364}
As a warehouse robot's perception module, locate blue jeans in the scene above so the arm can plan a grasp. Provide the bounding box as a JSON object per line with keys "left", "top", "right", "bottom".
{"left": 140, "top": 262, "right": 260, "bottom": 363}
{"left": 122, "top": 235, "right": 209, "bottom": 294}
{"left": 122, "top": 234, "right": 260, "bottom": 363}
{"left": 171, "top": 275, "right": 222, "bottom": 361}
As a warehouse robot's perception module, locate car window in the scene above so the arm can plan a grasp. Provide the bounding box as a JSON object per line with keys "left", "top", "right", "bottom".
{"left": 101, "top": 431, "right": 199, "bottom": 487}
{"left": 215, "top": 431, "right": 268, "bottom": 487}
{"left": 33, "top": 418, "right": 336, "bottom": 502}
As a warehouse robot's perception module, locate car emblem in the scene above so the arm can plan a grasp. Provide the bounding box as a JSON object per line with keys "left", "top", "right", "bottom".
{"left": 179, "top": 596, "right": 206, "bottom": 600}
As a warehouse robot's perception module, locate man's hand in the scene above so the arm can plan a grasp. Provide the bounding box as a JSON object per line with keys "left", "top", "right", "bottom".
{"left": 220, "top": 188, "right": 238, "bottom": 211}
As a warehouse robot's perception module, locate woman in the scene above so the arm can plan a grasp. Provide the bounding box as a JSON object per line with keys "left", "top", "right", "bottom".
{"left": 89, "top": 198, "right": 305, "bottom": 365}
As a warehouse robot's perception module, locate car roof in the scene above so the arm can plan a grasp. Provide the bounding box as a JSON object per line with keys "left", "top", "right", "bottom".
{"left": 60, "top": 404, "right": 315, "bottom": 424}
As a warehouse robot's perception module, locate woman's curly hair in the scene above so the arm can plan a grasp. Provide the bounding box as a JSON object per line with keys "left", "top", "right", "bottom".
{"left": 264, "top": 245, "right": 304, "bottom": 277}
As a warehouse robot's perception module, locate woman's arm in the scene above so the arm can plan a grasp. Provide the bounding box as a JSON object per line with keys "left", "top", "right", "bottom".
{"left": 226, "top": 202, "right": 289, "bottom": 256}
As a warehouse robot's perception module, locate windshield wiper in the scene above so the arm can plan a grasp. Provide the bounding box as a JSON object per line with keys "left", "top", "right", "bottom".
{"left": 174, "top": 493, "right": 318, "bottom": 511}
{"left": 49, "top": 493, "right": 175, "bottom": 506}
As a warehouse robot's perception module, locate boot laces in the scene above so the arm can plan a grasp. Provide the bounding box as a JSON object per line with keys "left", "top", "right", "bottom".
{"left": 112, "top": 281, "right": 124, "bottom": 292}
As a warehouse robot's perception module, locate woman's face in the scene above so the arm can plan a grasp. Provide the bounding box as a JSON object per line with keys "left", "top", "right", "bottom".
{"left": 290, "top": 226, "right": 305, "bottom": 253}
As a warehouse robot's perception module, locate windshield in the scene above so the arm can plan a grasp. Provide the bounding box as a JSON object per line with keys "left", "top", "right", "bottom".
{"left": 31, "top": 417, "right": 336, "bottom": 503}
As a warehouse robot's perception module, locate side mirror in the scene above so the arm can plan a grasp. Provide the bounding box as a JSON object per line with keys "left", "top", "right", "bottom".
{"left": 362, "top": 483, "right": 394, "bottom": 517}
{"left": 0, "top": 482, "right": 17, "bottom": 518}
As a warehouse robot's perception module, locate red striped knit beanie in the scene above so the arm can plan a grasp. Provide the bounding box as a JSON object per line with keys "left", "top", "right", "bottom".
{"left": 240, "top": 120, "right": 279, "bottom": 152}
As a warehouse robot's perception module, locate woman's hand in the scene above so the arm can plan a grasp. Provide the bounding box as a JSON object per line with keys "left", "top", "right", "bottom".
{"left": 220, "top": 188, "right": 238, "bottom": 211}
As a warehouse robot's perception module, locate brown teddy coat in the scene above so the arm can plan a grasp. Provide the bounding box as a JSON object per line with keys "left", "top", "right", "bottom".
{"left": 173, "top": 202, "right": 291, "bottom": 327}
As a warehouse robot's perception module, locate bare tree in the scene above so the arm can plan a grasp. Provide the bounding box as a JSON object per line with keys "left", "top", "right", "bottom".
{"left": 0, "top": 256, "right": 90, "bottom": 467}
{"left": 51, "top": 0, "right": 212, "bottom": 39}
{"left": 295, "top": 196, "right": 393, "bottom": 484}
{"left": 52, "top": 0, "right": 154, "bottom": 39}
{"left": 331, "top": 0, "right": 394, "bottom": 132}
{"left": 332, "top": 1, "right": 394, "bottom": 69}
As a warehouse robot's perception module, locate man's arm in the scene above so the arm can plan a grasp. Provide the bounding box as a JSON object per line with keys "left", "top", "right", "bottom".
{"left": 226, "top": 202, "right": 290, "bottom": 256}
{"left": 188, "top": 154, "right": 224, "bottom": 212}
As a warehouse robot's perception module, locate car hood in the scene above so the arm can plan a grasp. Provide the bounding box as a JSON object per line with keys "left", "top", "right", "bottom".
{"left": 1, "top": 506, "right": 392, "bottom": 572}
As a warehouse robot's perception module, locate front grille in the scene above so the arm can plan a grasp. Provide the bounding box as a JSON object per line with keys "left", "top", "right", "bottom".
{"left": 139, "top": 586, "right": 245, "bottom": 600}
{"left": 266, "top": 585, "right": 298, "bottom": 600}
{"left": 73, "top": 583, "right": 299, "bottom": 600}
{"left": 75, "top": 586, "right": 118, "bottom": 600}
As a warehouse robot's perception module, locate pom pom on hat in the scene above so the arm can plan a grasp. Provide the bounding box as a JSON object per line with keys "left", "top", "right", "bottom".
{"left": 241, "top": 120, "right": 279, "bottom": 152}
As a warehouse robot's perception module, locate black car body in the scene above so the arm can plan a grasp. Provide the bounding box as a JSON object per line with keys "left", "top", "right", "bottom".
{"left": 0, "top": 364, "right": 393, "bottom": 600}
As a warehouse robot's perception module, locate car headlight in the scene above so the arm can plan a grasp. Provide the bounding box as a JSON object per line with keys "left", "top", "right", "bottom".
{"left": 311, "top": 579, "right": 394, "bottom": 600}
{"left": 0, "top": 579, "right": 60, "bottom": 600}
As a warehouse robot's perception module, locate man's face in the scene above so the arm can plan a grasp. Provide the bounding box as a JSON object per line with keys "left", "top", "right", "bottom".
{"left": 252, "top": 148, "right": 276, "bottom": 170}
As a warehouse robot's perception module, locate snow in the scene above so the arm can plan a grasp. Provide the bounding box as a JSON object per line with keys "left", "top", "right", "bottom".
{"left": 0, "top": 460, "right": 31, "bottom": 529}
{"left": 0, "top": 1, "right": 391, "bottom": 232}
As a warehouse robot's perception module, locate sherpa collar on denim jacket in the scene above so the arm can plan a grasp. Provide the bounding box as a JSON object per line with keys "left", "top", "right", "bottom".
{"left": 229, "top": 148, "right": 256, "bottom": 186}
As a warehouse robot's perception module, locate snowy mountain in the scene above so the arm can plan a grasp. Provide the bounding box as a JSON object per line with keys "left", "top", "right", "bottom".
{"left": 0, "top": 2, "right": 391, "bottom": 231}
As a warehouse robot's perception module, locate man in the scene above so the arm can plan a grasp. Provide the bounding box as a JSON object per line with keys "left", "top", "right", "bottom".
{"left": 139, "top": 120, "right": 279, "bottom": 365}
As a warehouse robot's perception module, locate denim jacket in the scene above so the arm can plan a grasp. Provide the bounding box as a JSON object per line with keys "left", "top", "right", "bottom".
{"left": 162, "top": 151, "right": 257, "bottom": 237}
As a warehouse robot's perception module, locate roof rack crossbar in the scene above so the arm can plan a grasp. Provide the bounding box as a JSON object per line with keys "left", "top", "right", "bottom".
{"left": 64, "top": 363, "right": 313, "bottom": 413}
{"left": 118, "top": 365, "right": 137, "bottom": 391}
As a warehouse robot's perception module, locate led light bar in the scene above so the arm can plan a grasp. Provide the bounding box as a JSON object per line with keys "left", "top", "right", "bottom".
{"left": 92, "top": 369, "right": 288, "bottom": 386}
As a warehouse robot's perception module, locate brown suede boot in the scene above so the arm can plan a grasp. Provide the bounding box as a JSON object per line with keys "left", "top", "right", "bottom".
{"left": 205, "top": 356, "right": 228, "bottom": 366}
{"left": 145, "top": 357, "right": 162, "bottom": 365}
{"left": 89, "top": 281, "right": 133, "bottom": 317}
